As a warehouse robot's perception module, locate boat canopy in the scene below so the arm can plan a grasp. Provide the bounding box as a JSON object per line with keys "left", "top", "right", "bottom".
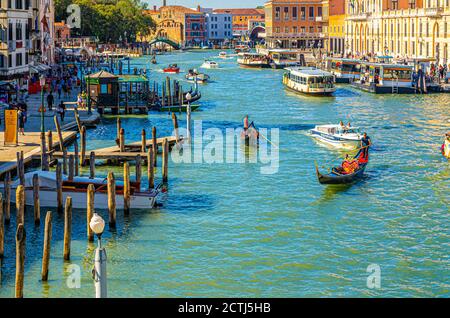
{"left": 286, "top": 67, "right": 334, "bottom": 78}
{"left": 14, "top": 171, "right": 109, "bottom": 189}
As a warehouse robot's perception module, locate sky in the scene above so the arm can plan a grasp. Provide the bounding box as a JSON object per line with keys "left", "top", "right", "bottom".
{"left": 144, "top": 0, "right": 265, "bottom": 9}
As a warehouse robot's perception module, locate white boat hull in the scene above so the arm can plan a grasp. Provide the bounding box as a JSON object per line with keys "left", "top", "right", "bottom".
{"left": 309, "top": 129, "right": 361, "bottom": 149}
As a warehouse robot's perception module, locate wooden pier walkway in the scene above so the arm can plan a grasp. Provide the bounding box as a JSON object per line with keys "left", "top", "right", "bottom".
{"left": 0, "top": 131, "right": 77, "bottom": 178}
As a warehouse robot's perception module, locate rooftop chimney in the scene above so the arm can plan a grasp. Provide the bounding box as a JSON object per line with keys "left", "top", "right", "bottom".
{"left": 153, "top": 5, "right": 157, "bottom": 10}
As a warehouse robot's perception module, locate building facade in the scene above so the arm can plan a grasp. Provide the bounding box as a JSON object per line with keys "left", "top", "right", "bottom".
{"left": 0, "top": 0, "right": 32, "bottom": 80}
{"left": 54, "top": 20, "right": 70, "bottom": 45}
{"left": 264, "top": 0, "right": 326, "bottom": 49}
{"left": 143, "top": 5, "right": 207, "bottom": 46}
{"left": 204, "top": 10, "right": 233, "bottom": 43}
{"left": 328, "top": 0, "right": 345, "bottom": 54}
{"left": 345, "top": 0, "right": 450, "bottom": 64}
{"left": 213, "top": 8, "right": 265, "bottom": 37}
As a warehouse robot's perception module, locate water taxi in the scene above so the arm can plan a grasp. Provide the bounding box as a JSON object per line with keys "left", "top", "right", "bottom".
{"left": 283, "top": 67, "right": 336, "bottom": 95}
{"left": 324, "top": 57, "right": 361, "bottom": 83}
{"left": 309, "top": 124, "right": 362, "bottom": 149}
{"left": 237, "top": 53, "right": 271, "bottom": 69}
{"left": 267, "top": 49, "right": 301, "bottom": 69}
{"left": 163, "top": 64, "right": 180, "bottom": 73}
{"left": 219, "top": 51, "right": 228, "bottom": 59}
{"left": 1, "top": 171, "right": 160, "bottom": 209}
{"left": 352, "top": 62, "right": 415, "bottom": 94}
{"left": 201, "top": 60, "right": 219, "bottom": 69}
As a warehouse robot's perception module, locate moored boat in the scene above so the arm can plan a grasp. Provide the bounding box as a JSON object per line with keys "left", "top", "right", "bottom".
{"left": 315, "top": 151, "right": 369, "bottom": 185}
{"left": 0, "top": 171, "right": 160, "bottom": 209}
{"left": 324, "top": 57, "right": 361, "bottom": 83}
{"left": 218, "top": 51, "right": 228, "bottom": 58}
{"left": 235, "top": 45, "right": 250, "bottom": 54}
{"left": 283, "top": 67, "right": 336, "bottom": 95}
{"left": 159, "top": 104, "right": 200, "bottom": 112}
{"left": 163, "top": 64, "right": 180, "bottom": 73}
{"left": 200, "top": 60, "right": 219, "bottom": 69}
{"left": 237, "top": 53, "right": 271, "bottom": 68}
{"left": 309, "top": 124, "right": 362, "bottom": 149}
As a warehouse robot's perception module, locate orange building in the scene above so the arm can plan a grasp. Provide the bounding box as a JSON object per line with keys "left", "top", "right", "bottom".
{"left": 264, "top": 0, "right": 326, "bottom": 49}
{"left": 54, "top": 21, "right": 71, "bottom": 46}
{"left": 213, "top": 8, "right": 265, "bottom": 36}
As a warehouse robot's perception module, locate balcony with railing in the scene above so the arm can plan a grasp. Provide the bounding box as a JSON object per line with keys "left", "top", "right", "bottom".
{"left": 346, "top": 12, "right": 370, "bottom": 21}
{"left": 424, "top": 7, "right": 443, "bottom": 17}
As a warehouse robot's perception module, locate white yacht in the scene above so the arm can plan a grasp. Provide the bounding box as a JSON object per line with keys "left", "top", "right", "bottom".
{"left": 201, "top": 60, "right": 219, "bottom": 69}
{"left": 309, "top": 124, "right": 362, "bottom": 149}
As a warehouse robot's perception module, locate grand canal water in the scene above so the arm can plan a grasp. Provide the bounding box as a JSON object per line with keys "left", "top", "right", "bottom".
{"left": 1, "top": 51, "right": 449, "bottom": 297}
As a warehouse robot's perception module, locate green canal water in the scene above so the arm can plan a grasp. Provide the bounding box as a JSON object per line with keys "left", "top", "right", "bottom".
{"left": 1, "top": 51, "right": 449, "bottom": 297}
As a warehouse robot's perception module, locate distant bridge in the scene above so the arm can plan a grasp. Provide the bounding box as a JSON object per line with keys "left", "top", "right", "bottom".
{"left": 148, "top": 37, "right": 180, "bottom": 50}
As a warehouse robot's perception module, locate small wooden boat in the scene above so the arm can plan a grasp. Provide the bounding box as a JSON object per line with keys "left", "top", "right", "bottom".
{"left": 151, "top": 56, "right": 157, "bottom": 64}
{"left": 186, "top": 69, "right": 210, "bottom": 83}
{"left": 159, "top": 104, "right": 200, "bottom": 112}
{"left": 0, "top": 171, "right": 160, "bottom": 209}
{"left": 164, "top": 64, "right": 180, "bottom": 73}
{"left": 315, "top": 151, "right": 369, "bottom": 185}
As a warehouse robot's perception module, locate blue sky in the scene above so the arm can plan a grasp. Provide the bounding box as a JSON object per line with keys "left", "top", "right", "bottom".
{"left": 144, "top": 0, "right": 265, "bottom": 9}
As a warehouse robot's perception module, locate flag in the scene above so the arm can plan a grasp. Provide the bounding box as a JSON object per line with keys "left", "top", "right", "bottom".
{"left": 41, "top": 15, "right": 49, "bottom": 33}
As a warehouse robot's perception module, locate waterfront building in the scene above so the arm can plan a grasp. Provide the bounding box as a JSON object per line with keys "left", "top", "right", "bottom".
{"left": 143, "top": 4, "right": 206, "bottom": 46}
{"left": 213, "top": 8, "right": 265, "bottom": 37}
{"left": 328, "top": 0, "right": 345, "bottom": 54}
{"left": 264, "top": 0, "right": 326, "bottom": 49}
{"left": 344, "top": 0, "right": 450, "bottom": 65}
{"left": 38, "top": 0, "right": 55, "bottom": 65}
{"left": 201, "top": 8, "right": 233, "bottom": 44}
{"left": 0, "top": 0, "right": 32, "bottom": 81}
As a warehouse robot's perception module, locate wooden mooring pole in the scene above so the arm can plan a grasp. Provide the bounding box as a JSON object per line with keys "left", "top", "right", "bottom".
{"left": 62, "top": 149, "right": 68, "bottom": 175}
{"left": 172, "top": 113, "right": 180, "bottom": 143}
{"left": 56, "top": 162, "right": 63, "bottom": 213}
{"left": 162, "top": 138, "right": 169, "bottom": 183}
{"left": 116, "top": 118, "right": 121, "bottom": 140}
{"left": 119, "top": 128, "right": 125, "bottom": 152}
{"left": 16, "top": 151, "right": 25, "bottom": 186}
{"left": 41, "top": 211, "right": 52, "bottom": 281}
{"left": 141, "top": 129, "right": 146, "bottom": 153}
{"left": 68, "top": 154, "right": 75, "bottom": 180}
{"left": 80, "top": 126, "right": 87, "bottom": 166}
{"left": 135, "top": 155, "right": 142, "bottom": 191}
{"left": 89, "top": 152, "right": 95, "bottom": 179}
{"left": 147, "top": 148, "right": 154, "bottom": 189}
{"left": 123, "top": 162, "right": 130, "bottom": 215}
{"left": 46, "top": 130, "right": 53, "bottom": 153}
{"left": 15, "top": 224, "right": 25, "bottom": 298}
{"left": 74, "top": 141, "right": 79, "bottom": 176}
{"left": 4, "top": 172, "right": 11, "bottom": 224}
{"left": 54, "top": 115, "right": 64, "bottom": 151}
{"left": 32, "top": 174, "right": 40, "bottom": 225}
{"left": 107, "top": 172, "right": 116, "bottom": 228}
{"left": 63, "top": 197, "right": 72, "bottom": 260}
{"left": 152, "top": 126, "right": 157, "bottom": 167}
{"left": 16, "top": 185, "right": 25, "bottom": 227}
{"left": 87, "top": 184, "right": 95, "bottom": 242}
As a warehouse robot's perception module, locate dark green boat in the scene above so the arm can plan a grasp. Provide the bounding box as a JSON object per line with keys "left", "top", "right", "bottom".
{"left": 159, "top": 104, "right": 200, "bottom": 112}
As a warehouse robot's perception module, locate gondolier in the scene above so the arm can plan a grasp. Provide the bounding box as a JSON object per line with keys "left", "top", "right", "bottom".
{"left": 360, "top": 132, "right": 372, "bottom": 156}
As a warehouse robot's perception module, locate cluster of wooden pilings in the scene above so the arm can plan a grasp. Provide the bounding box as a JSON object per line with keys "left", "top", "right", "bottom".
{"left": 0, "top": 143, "right": 159, "bottom": 297}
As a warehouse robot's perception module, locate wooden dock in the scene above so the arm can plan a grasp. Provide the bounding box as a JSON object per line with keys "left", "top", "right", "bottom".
{"left": 0, "top": 131, "right": 77, "bottom": 178}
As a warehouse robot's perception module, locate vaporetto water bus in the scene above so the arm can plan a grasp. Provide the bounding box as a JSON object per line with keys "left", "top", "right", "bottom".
{"left": 351, "top": 62, "right": 415, "bottom": 94}
{"left": 237, "top": 53, "right": 271, "bottom": 68}
{"left": 324, "top": 57, "right": 361, "bottom": 83}
{"left": 283, "top": 67, "right": 336, "bottom": 95}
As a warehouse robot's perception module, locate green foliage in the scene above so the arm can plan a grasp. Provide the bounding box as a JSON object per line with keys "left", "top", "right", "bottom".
{"left": 54, "top": 0, "right": 155, "bottom": 42}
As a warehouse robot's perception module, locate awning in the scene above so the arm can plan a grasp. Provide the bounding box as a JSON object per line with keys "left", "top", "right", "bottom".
{"left": 30, "top": 64, "right": 52, "bottom": 73}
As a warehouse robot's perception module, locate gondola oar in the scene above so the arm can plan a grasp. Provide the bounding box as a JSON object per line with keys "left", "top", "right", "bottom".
{"left": 251, "top": 122, "right": 279, "bottom": 149}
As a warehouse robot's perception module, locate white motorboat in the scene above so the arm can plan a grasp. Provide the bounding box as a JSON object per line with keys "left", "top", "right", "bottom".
{"left": 200, "top": 60, "right": 219, "bottom": 69}
{"left": 309, "top": 124, "right": 362, "bottom": 149}
{"left": 0, "top": 171, "right": 160, "bottom": 209}
{"left": 218, "top": 51, "right": 228, "bottom": 58}
{"left": 185, "top": 69, "right": 210, "bottom": 83}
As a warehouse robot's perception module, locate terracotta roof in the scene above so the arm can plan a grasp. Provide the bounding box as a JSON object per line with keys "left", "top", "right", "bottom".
{"left": 213, "top": 8, "right": 265, "bottom": 16}
{"left": 89, "top": 70, "right": 117, "bottom": 79}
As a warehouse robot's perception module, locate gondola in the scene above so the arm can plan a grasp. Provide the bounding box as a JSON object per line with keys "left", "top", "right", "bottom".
{"left": 315, "top": 150, "right": 369, "bottom": 185}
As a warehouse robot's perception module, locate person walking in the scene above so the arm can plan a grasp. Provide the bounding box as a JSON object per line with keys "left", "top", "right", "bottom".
{"left": 57, "top": 101, "right": 66, "bottom": 122}
{"left": 47, "top": 91, "right": 54, "bottom": 111}
{"left": 17, "top": 107, "right": 26, "bottom": 135}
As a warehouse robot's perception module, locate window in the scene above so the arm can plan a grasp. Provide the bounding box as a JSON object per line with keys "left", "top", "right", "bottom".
{"left": 392, "top": 0, "right": 398, "bottom": 9}
{"left": 284, "top": 7, "right": 289, "bottom": 20}
{"left": 293, "top": 26, "right": 298, "bottom": 33}
{"left": 318, "top": 7, "right": 322, "bottom": 17}
{"left": 293, "top": 7, "right": 298, "bottom": 20}
{"left": 16, "top": 52, "right": 22, "bottom": 66}
{"left": 275, "top": 7, "right": 280, "bottom": 20}
{"left": 0, "top": 55, "right": 4, "bottom": 68}
{"left": 8, "top": 54, "right": 12, "bottom": 68}
{"left": 285, "top": 27, "right": 289, "bottom": 33}
{"left": 309, "top": 7, "right": 314, "bottom": 20}
{"left": 300, "top": 7, "right": 306, "bottom": 20}
{"left": 309, "top": 26, "right": 314, "bottom": 33}
{"left": 300, "top": 27, "right": 305, "bottom": 33}
{"left": 409, "top": 0, "right": 416, "bottom": 9}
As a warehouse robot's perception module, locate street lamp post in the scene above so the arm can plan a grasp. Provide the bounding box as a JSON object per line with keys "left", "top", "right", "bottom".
{"left": 90, "top": 213, "right": 107, "bottom": 298}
